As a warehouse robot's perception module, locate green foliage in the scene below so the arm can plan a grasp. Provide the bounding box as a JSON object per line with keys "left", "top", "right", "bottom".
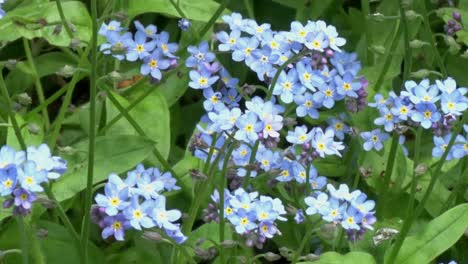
{"left": 298, "top": 251, "right": 376, "bottom": 264}
{"left": 385, "top": 203, "right": 468, "bottom": 264}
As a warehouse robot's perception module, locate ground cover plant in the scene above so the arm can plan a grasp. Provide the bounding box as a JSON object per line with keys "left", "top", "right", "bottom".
{"left": 0, "top": 0, "right": 467, "bottom": 263}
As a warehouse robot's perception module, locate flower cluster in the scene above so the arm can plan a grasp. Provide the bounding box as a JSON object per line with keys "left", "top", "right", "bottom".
{"left": 302, "top": 183, "right": 376, "bottom": 240}
{"left": 210, "top": 187, "right": 287, "bottom": 248}
{"left": 444, "top": 11, "right": 462, "bottom": 36}
{"left": 187, "top": 14, "right": 377, "bottom": 245}
{"left": 0, "top": 144, "right": 67, "bottom": 215}
{"left": 93, "top": 164, "right": 186, "bottom": 243}
{"left": 99, "top": 20, "right": 179, "bottom": 81}
{"left": 363, "top": 78, "right": 468, "bottom": 160}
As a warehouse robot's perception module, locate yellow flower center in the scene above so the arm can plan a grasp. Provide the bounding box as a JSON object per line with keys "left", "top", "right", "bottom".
{"left": 447, "top": 102, "right": 455, "bottom": 110}
{"left": 198, "top": 77, "right": 208, "bottom": 86}
{"left": 299, "top": 30, "right": 307, "bottom": 37}
{"left": 299, "top": 135, "right": 307, "bottom": 142}
{"left": 25, "top": 177, "right": 34, "bottom": 185}
{"left": 400, "top": 106, "right": 408, "bottom": 114}
{"left": 20, "top": 194, "right": 28, "bottom": 200}
{"left": 283, "top": 81, "right": 292, "bottom": 90}
{"left": 325, "top": 89, "right": 333, "bottom": 97}
{"left": 335, "top": 123, "right": 343, "bottom": 130}
{"left": 228, "top": 38, "right": 236, "bottom": 45}
{"left": 149, "top": 59, "right": 158, "bottom": 69}
{"left": 312, "top": 40, "right": 321, "bottom": 49}
{"left": 385, "top": 114, "right": 393, "bottom": 121}
{"left": 318, "top": 143, "right": 325, "bottom": 150}
{"left": 240, "top": 217, "right": 249, "bottom": 225}
{"left": 299, "top": 171, "right": 306, "bottom": 179}
{"left": 372, "top": 135, "right": 379, "bottom": 142}
{"left": 225, "top": 207, "right": 233, "bottom": 215}
{"left": 303, "top": 73, "right": 311, "bottom": 81}
{"left": 305, "top": 100, "right": 313, "bottom": 108}
{"left": 270, "top": 41, "right": 278, "bottom": 49}
{"left": 245, "top": 124, "right": 253, "bottom": 132}
{"left": 244, "top": 48, "right": 252, "bottom": 55}
{"left": 343, "top": 83, "right": 351, "bottom": 91}
{"left": 262, "top": 159, "right": 270, "bottom": 167}
{"left": 240, "top": 150, "right": 248, "bottom": 156}
{"left": 3, "top": 179, "right": 12, "bottom": 188}
{"left": 424, "top": 110, "right": 432, "bottom": 118}
{"left": 110, "top": 197, "right": 120, "bottom": 206}
{"left": 347, "top": 217, "right": 354, "bottom": 224}
{"left": 133, "top": 209, "right": 142, "bottom": 219}
{"left": 161, "top": 44, "right": 168, "bottom": 52}
{"left": 135, "top": 44, "right": 145, "bottom": 53}
{"left": 259, "top": 212, "right": 268, "bottom": 220}
{"left": 423, "top": 95, "right": 430, "bottom": 102}
{"left": 113, "top": 221, "right": 122, "bottom": 230}
{"left": 210, "top": 95, "right": 218, "bottom": 104}
{"left": 281, "top": 170, "right": 289, "bottom": 177}
{"left": 331, "top": 210, "right": 338, "bottom": 217}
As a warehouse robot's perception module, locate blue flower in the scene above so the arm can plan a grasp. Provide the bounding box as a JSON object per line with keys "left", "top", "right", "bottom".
{"left": 232, "top": 37, "right": 259, "bottom": 64}
{"left": 244, "top": 20, "right": 272, "bottom": 36}
{"left": 134, "top": 173, "right": 164, "bottom": 199}
{"left": 374, "top": 106, "right": 399, "bottom": 132}
{"left": 222, "top": 13, "right": 246, "bottom": 31}
{"left": 309, "top": 165, "right": 327, "bottom": 190}
{"left": 360, "top": 129, "right": 389, "bottom": 151}
{"left": 99, "top": 21, "right": 122, "bottom": 36}
{"left": 255, "top": 200, "right": 278, "bottom": 222}
{"left": 95, "top": 183, "right": 130, "bottom": 216}
{"left": 410, "top": 103, "right": 441, "bottom": 129}
{"left": 368, "top": 93, "right": 388, "bottom": 108}
{"left": 255, "top": 149, "right": 281, "bottom": 171}
{"left": 151, "top": 196, "right": 182, "bottom": 231}
{"left": 432, "top": 134, "right": 461, "bottom": 160}
{"left": 202, "top": 88, "right": 224, "bottom": 112}
{"left": 188, "top": 69, "right": 219, "bottom": 89}
{"left": 100, "top": 31, "right": 132, "bottom": 61}
{"left": 272, "top": 69, "right": 302, "bottom": 103}
{"left": 335, "top": 72, "right": 360, "bottom": 98}
{"left": 305, "top": 31, "right": 328, "bottom": 51}
{"left": 178, "top": 18, "right": 191, "bottom": 31}
{"left": 232, "top": 144, "right": 252, "bottom": 166}
{"left": 294, "top": 92, "right": 321, "bottom": 119}
{"left": 311, "top": 127, "right": 344, "bottom": 157}
{"left": 0, "top": 145, "right": 25, "bottom": 169}
{"left": 350, "top": 193, "right": 375, "bottom": 214}
{"left": 258, "top": 221, "right": 278, "bottom": 238}
{"left": 221, "top": 87, "right": 241, "bottom": 106}
{"left": 18, "top": 161, "right": 47, "bottom": 192}
{"left": 286, "top": 125, "right": 311, "bottom": 145}
{"left": 165, "top": 228, "right": 187, "bottom": 244}
{"left": 322, "top": 197, "right": 346, "bottom": 222}
{"left": 140, "top": 49, "right": 170, "bottom": 80}
{"left": 261, "top": 114, "right": 283, "bottom": 139}
{"left": 13, "top": 188, "right": 37, "bottom": 211}
{"left": 313, "top": 82, "right": 339, "bottom": 109}
{"left": 234, "top": 112, "right": 263, "bottom": 143}
{"left": 219, "top": 68, "right": 240, "bottom": 89}
{"left": 305, "top": 192, "right": 329, "bottom": 215}
{"left": 134, "top": 20, "right": 157, "bottom": 38}
{"left": 123, "top": 197, "right": 155, "bottom": 230}
{"left": 208, "top": 107, "right": 241, "bottom": 132}
{"left": 152, "top": 169, "right": 180, "bottom": 191}
{"left": 0, "top": 165, "right": 17, "bottom": 196}
{"left": 124, "top": 31, "right": 157, "bottom": 61}
{"left": 229, "top": 209, "right": 257, "bottom": 234}
{"left": 276, "top": 158, "right": 295, "bottom": 182}
{"left": 390, "top": 98, "right": 413, "bottom": 121}
{"left": 27, "top": 144, "right": 67, "bottom": 179}
{"left": 327, "top": 117, "right": 348, "bottom": 140}
{"left": 217, "top": 30, "right": 241, "bottom": 52}
{"left": 250, "top": 46, "right": 279, "bottom": 81}
{"left": 440, "top": 90, "right": 467, "bottom": 116}
{"left": 101, "top": 214, "right": 130, "bottom": 241}
{"left": 408, "top": 82, "right": 439, "bottom": 104}
{"left": 155, "top": 31, "right": 179, "bottom": 58}
{"left": 186, "top": 41, "right": 215, "bottom": 68}
{"left": 296, "top": 61, "right": 323, "bottom": 91}
{"left": 288, "top": 21, "right": 313, "bottom": 43}
{"left": 341, "top": 207, "right": 362, "bottom": 230}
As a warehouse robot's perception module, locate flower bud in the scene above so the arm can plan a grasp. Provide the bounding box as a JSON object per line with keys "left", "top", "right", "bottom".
{"left": 410, "top": 69, "right": 431, "bottom": 79}
{"left": 142, "top": 231, "right": 164, "bottom": 242}
{"left": 453, "top": 11, "right": 462, "bottom": 22}
{"left": 415, "top": 163, "right": 428, "bottom": 176}
{"left": 405, "top": 10, "right": 422, "bottom": 20}
{"left": 409, "top": 39, "right": 429, "bottom": 49}
{"left": 16, "top": 93, "right": 32, "bottom": 106}
{"left": 221, "top": 240, "right": 238, "bottom": 248}
{"left": 303, "top": 253, "right": 320, "bottom": 261}
{"left": 264, "top": 252, "right": 281, "bottom": 261}
{"left": 190, "top": 169, "right": 208, "bottom": 181}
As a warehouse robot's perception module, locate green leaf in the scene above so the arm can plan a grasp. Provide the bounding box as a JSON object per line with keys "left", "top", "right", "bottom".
{"left": 186, "top": 222, "right": 232, "bottom": 252}
{"left": 6, "top": 114, "right": 44, "bottom": 149}
{"left": 106, "top": 90, "right": 171, "bottom": 161}
{"left": 0, "top": 1, "right": 91, "bottom": 46}
{"left": 52, "top": 135, "right": 153, "bottom": 201}
{"left": 38, "top": 220, "right": 104, "bottom": 264}
{"left": 299, "top": 251, "right": 376, "bottom": 264}
{"left": 385, "top": 203, "right": 468, "bottom": 264}
{"left": 127, "top": 0, "right": 229, "bottom": 22}
{"left": 5, "top": 52, "right": 77, "bottom": 95}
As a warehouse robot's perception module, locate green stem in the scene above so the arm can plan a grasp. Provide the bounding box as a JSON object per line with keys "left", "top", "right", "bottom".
{"left": 219, "top": 145, "right": 236, "bottom": 264}
{"left": 43, "top": 185, "right": 80, "bottom": 244}
{"left": 386, "top": 113, "right": 468, "bottom": 263}
{"left": 55, "top": 0, "right": 82, "bottom": 56}
{"left": 242, "top": 140, "right": 259, "bottom": 189}
{"left": 421, "top": 0, "right": 447, "bottom": 77}
{"left": 0, "top": 70, "right": 27, "bottom": 150}
{"left": 291, "top": 219, "right": 318, "bottom": 263}
{"left": 399, "top": 0, "right": 412, "bottom": 81}
{"left": 23, "top": 38, "right": 50, "bottom": 130}
{"left": 80, "top": 0, "right": 98, "bottom": 262}
{"left": 243, "top": 0, "right": 254, "bottom": 19}
{"left": 105, "top": 90, "right": 177, "bottom": 178}
{"left": 183, "top": 136, "right": 231, "bottom": 234}
{"left": 266, "top": 49, "right": 309, "bottom": 100}
{"left": 197, "top": 0, "right": 229, "bottom": 41}
{"left": 378, "top": 132, "right": 399, "bottom": 215}
{"left": 374, "top": 21, "right": 401, "bottom": 93}
{"left": 17, "top": 217, "right": 29, "bottom": 264}
{"left": 361, "top": 0, "right": 374, "bottom": 65}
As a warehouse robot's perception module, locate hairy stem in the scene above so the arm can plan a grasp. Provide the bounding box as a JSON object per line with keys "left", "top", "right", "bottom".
{"left": 80, "top": 0, "right": 98, "bottom": 262}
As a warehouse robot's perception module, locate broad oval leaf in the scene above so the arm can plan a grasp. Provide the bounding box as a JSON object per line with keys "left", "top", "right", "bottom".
{"left": 127, "top": 0, "right": 229, "bottom": 22}
{"left": 0, "top": 1, "right": 91, "bottom": 46}
{"left": 106, "top": 89, "right": 171, "bottom": 161}
{"left": 299, "top": 251, "right": 376, "bottom": 264}
{"left": 385, "top": 203, "right": 468, "bottom": 264}
{"left": 52, "top": 135, "right": 154, "bottom": 201}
